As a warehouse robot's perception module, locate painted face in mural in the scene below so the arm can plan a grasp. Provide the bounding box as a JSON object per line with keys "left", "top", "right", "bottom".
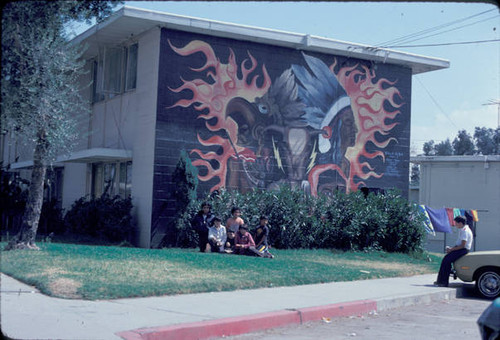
{"left": 224, "top": 54, "right": 361, "bottom": 193}
{"left": 168, "top": 39, "right": 404, "bottom": 196}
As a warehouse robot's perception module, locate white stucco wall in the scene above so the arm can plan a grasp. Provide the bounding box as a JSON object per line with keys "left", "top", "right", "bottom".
{"left": 61, "top": 163, "right": 88, "bottom": 211}
{"left": 416, "top": 156, "right": 500, "bottom": 252}
{"left": 128, "top": 27, "right": 160, "bottom": 248}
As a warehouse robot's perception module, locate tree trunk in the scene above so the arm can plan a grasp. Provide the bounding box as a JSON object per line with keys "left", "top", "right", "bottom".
{"left": 4, "top": 137, "right": 47, "bottom": 250}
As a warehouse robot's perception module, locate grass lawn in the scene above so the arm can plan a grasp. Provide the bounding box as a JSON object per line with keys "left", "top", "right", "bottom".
{"left": 0, "top": 242, "right": 442, "bottom": 300}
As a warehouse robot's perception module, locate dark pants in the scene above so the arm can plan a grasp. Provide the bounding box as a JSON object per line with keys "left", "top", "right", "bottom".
{"left": 197, "top": 231, "right": 208, "bottom": 252}
{"left": 436, "top": 248, "right": 468, "bottom": 285}
{"left": 208, "top": 239, "right": 221, "bottom": 252}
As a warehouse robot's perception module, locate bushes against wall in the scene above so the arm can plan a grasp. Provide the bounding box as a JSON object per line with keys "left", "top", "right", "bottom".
{"left": 174, "top": 187, "right": 427, "bottom": 253}
{"left": 64, "top": 195, "right": 133, "bottom": 243}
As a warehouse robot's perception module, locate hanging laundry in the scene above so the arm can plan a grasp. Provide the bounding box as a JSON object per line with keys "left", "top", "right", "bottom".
{"left": 425, "top": 206, "right": 452, "bottom": 233}
{"left": 445, "top": 207, "right": 455, "bottom": 226}
{"left": 471, "top": 210, "right": 479, "bottom": 222}
{"left": 453, "top": 208, "right": 461, "bottom": 218}
{"left": 418, "top": 205, "right": 435, "bottom": 235}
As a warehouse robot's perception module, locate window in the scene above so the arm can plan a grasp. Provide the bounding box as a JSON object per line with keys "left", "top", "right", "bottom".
{"left": 125, "top": 44, "right": 138, "bottom": 91}
{"left": 92, "top": 43, "right": 138, "bottom": 103}
{"left": 91, "top": 161, "right": 131, "bottom": 198}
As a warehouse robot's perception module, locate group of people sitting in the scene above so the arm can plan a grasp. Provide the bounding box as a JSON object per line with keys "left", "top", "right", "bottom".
{"left": 191, "top": 203, "right": 274, "bottom": 258}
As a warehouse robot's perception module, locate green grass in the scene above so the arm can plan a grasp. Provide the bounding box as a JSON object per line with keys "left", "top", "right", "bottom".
{"left": 0, "top": 242, "right": 442, "bottom": 300}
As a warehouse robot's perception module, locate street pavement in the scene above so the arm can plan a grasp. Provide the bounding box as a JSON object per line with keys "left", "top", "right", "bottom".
{"left": 1, "top": 273, "right": 462, "bottom": 340}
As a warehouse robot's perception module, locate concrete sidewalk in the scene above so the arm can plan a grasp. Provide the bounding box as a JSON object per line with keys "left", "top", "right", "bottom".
{"left": 1, "top": 273, "right": 457, "bottom": 340}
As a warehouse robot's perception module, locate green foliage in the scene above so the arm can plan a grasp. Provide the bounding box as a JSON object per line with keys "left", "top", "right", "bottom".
{"left": 171, "top": 149, "right": 198, "bottom": 214}
{"left": 64, "top": 195, "right": 133, "bottom": 243}
{"left": 474, "top": 127, "right": 500, "bottom": 155}
{"left": 434, "top": 138, "right": 453, "bottom": 156}
{"left": 39, "top": 199, "right": 65, "bottom": 236}
{"left": 421, "top": 127, "right": 500, "bottom": 156}
{"left": 166, "top": 150, "right": 199, "bottom": 247}
{"left": 177, "top": 186, "right": 427, "bottom": 253}
{"left": 453, "top": 129, "right": 475, "bottom": 155}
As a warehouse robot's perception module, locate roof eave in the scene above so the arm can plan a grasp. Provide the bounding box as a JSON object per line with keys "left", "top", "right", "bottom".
{"left": 73, "top": 5, "right": 449, "bottom": 75}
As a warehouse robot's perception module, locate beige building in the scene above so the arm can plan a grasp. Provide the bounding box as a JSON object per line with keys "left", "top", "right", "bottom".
{"left": 411, "top": 155, "right": 500, "bottom": 252}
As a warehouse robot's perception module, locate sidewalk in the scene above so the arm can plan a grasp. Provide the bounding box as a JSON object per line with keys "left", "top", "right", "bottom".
{"left": 1, "top": 273, "right": 456, "bottom": 340}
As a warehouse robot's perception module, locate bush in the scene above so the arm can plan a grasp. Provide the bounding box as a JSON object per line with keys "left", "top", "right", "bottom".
{"left": 39, "top": 199, "right": 65, "bottom": 236}
{"left": 176, "top": 186, "right": 427, "bottom": 253}
{"left": 64, "top": 195, "right": 133, "bottom": 243}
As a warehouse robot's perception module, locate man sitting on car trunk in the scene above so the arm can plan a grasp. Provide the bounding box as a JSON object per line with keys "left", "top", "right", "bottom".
{"left": 434, "top": 215, "right": 473, "bottom": 287}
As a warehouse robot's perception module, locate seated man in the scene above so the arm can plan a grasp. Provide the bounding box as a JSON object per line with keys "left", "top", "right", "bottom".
{"left": 434, "top": 215, "right": 473, "bottom": 287}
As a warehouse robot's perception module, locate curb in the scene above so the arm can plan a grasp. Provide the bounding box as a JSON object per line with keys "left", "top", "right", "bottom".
{"left": 117, "top": 289, "right": 456, "bottom": 340}
{"left": 116, "top": 300, "right": 377, "bottom": 340}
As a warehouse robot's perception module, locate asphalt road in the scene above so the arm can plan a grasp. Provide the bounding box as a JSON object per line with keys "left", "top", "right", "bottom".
{"left": 222, "top": 284, "right": 493, "bottom": 340}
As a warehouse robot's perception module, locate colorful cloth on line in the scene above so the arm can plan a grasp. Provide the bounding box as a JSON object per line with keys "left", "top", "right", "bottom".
{"left": 445, "top": 208, "right": 455, "bottom": 226}
{"left": 425, "top": 206, "right": 452, "bottom": 233}
{"left": 471, "top": 210, "right": 479, "bottom": 222}
{"left": 418, "top": 205, "right": 435, "bottom": 235}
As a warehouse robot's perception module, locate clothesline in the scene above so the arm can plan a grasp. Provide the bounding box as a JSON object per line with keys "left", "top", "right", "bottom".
{"left": 418, "top": 205, "right": 479, "bottom": 236}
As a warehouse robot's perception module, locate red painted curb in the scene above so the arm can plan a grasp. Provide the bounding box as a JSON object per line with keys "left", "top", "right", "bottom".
{"left": 116, "top": 300, "right": 377, "bottom": 340}
{"left": 297, "top": 300, "right": 377, "bottom": 323}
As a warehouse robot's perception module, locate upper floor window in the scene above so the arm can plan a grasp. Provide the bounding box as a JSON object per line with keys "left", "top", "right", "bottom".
{"left": 92, "top": 43, "right": 138, "bottom": 103}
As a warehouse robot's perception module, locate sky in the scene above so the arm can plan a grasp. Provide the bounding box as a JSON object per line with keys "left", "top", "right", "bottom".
{"left": 76, "top": 1, "right": 500, "bottom": 155}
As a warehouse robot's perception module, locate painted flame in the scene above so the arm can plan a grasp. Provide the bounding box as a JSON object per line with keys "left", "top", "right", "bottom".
{"left": 168, "top": 40, "right": 271, "bottom": 191}
{"left": 309, "top": 62, "right": 403, "bottom": 195}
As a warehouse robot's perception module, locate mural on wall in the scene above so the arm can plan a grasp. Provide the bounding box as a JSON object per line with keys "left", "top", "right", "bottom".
{"left": 165, "top": 38, "right": 405, "bottom": 196}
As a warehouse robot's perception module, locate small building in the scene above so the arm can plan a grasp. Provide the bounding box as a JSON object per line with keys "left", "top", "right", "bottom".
{"left": 2, "top": 6, "right": 449, "bottom": 248}
{"left": 411, "top": 155, "right": 500, "bottom": 251}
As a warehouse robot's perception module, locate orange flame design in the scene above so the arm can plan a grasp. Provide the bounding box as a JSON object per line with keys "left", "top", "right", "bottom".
{"left": 309, "top": 63, "right": 402, "bottom": 195}
{"left": 168, "top": 40, "right": 271, "bottom": 191}
{"left": 338, "top": 63, "right": 402, "bottom": 193}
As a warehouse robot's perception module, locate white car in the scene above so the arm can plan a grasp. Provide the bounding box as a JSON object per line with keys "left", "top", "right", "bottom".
{"left": 453, "top": 250, "right": 500, "bottom": 299}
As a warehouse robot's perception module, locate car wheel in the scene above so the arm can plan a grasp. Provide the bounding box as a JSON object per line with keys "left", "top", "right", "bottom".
{"left": 475, "top": 268, "right": 500, "bottom": 299}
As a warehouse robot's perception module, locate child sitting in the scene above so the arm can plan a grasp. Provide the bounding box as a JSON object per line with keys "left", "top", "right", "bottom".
{"left": 254, "top": 215, "right": 274, "bottom": 258}
{"left": 224, "top": 230, "right": 236, "bottom": 253}
{"left": 234, "top": 224, "right": 262, "bottom": 257}
{"left": 207, "top": 217, "right": 227, "bottom": 253}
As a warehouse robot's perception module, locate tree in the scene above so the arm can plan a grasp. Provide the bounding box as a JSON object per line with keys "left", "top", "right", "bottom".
{"left": 452, "top": 129, "right": 475, "bottom": 155}
{"left": 1, "top": 1, "right": 121, "bottom": 250}
{"left": 423, "top": 140, "right": 435, "bottom": 156}
{"left": 434, "top": 139, "right": 453, "bottom": 156}
{"left": 410, "top": 163, "right": 420, "bottom": 186}
{"left": 474, "top": 127, "right": 500, "bottom": 155}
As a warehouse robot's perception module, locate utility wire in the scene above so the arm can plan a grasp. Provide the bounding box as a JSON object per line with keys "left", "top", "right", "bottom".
{"left": 385, "top": 15, "right": 499, "bottom": 47}
{"left": 387, "top": 38, "right": 500, "bottom": 48}
{"left": 377, "top": 8, "right": 497, "bottom": 47}
{"left": 415, "top": 76, "right": 459, "bottom": 130}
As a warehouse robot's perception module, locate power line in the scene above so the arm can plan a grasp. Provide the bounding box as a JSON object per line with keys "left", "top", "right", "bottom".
{"left": 386, "top": 38, "right": 500, "bottom": 48}
{"left": 415, "top": 76, "right": 458, "bottom": 130}
{"left": 385, "top": 15, "right": 499, "bottom": 47}
{"left": 377, "top": 8, "right": 497, "bottom": 47}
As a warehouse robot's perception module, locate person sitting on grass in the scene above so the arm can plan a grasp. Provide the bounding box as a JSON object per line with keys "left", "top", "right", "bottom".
{"left": 234, "top": 224, "right": 263, "bottom": 257}
{"left": 226, "top": 206, "right": 245, "bottom": 233}
{"left": 224, "top": 230, "right": 236, "bottom": 253}
{"left": 254, "top": 215, "right": 274, "bottom": 258}
{"left": 191, "top": 202, "right": 215, "bottom": 252}
{"left": 207, "top": 217, "right": 227, "bottom": 253}
{"left": 434, "top": 215, "right": 473, "bottom": 287}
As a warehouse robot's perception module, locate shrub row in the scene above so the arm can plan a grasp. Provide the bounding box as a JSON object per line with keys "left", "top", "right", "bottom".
{"left": 175, "top": 186, "right": 427, "bottom": 253}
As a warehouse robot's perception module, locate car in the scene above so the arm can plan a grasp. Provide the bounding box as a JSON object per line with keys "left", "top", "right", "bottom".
{"left": 452, "top": 250, "right": 500, "bottom": 299}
